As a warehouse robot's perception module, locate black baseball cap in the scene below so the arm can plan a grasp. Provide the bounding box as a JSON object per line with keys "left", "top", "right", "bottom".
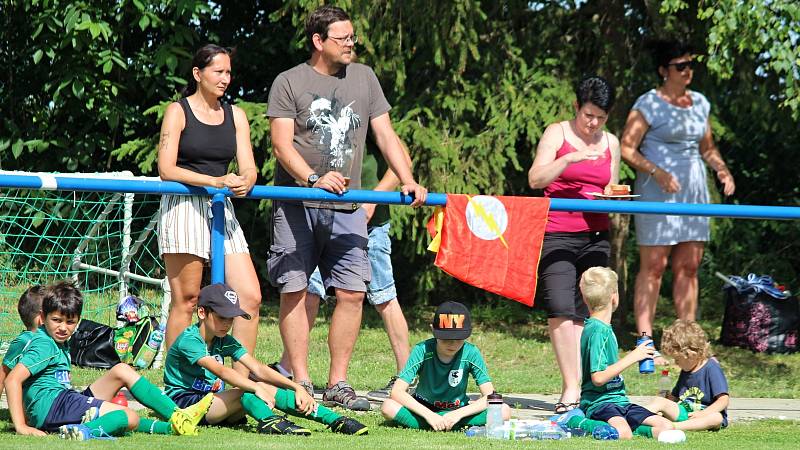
{"left": 432, "top": 301, "right": 472, "bottom": 340}
{"left": 198, "top": 283, "right": 251, "bottom": 320}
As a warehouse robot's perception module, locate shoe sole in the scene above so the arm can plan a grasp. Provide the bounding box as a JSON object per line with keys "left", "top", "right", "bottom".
{"left": 323, "top": 399, "right": 371, "bottom": 411}
{"left": 365, "top": 391, "right": 389, "bottom": 401}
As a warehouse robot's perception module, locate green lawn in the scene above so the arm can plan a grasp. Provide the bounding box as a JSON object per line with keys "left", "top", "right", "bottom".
{"left": 2, "top": 302, "right": 799, "bottom": 447}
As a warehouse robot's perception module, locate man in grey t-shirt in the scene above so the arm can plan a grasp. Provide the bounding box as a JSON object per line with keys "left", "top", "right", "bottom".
{"left": 267, "top": 5, "right": 427, "bottom": 411}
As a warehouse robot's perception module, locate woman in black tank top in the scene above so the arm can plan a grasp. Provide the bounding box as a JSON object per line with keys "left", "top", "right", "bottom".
{"left": 157, "top": 45, "right": 261, "bottom": 366}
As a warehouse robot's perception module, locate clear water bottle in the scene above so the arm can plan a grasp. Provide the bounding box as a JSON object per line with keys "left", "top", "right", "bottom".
{"left": 486, "top": 392, "right": 504, "bottom": 439}
{"left": 465, "top": 425, "right": 485, "bottom": 437}
{"left": 637, "top": 332, "right": 655, "bottom": 374}
{"left": 658, "top": 369, "right": 671, "bottom": 397}
{"left": 147, "top": 324, "right": 165, "bottom": 349}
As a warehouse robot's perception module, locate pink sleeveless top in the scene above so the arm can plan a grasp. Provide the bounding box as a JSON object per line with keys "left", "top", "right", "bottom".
{"left": 543, "top": 131, "right": 611, "bottom": 233}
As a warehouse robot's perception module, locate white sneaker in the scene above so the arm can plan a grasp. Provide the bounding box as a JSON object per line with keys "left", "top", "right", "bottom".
{"left": 658, "top": 429, "right": 687, "bottom": 443}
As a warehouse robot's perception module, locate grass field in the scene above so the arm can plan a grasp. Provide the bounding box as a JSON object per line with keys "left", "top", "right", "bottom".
{"left": 1, "top": 301, "right": 798, "bottom": 447}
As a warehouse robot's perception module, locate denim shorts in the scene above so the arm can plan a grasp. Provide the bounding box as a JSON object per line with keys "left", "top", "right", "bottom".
{"left": 41, "top": 387, "right": 104, "bottom": 431}
{"left": 308, "top": 222, "right": 397, "bottom": 305}
{"left": 268, "top": 201, "right": 370, "bottom": 294}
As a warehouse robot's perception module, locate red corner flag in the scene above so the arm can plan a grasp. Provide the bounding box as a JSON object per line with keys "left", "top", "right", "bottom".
{"left": 427, "top": 194, "right": 550, "bottom": 306}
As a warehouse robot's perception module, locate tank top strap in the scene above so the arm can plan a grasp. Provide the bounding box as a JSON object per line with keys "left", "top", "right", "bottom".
{"left": 222, "top": 102, "right": 236, "bottom": 130}
{"left": 178, "top": 97, "right": 196, "bottom": 126}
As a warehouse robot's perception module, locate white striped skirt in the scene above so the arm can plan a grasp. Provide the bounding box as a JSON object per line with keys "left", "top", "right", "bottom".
{"left": 157, "top": 194, "right": 249, "bottom": 259}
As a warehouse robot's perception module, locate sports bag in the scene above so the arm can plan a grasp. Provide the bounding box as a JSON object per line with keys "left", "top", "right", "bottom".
{"left": 69, "top": 319, "right": 120, "bottom": 369}
{"left": 719, "top": 273, "right": 799, "bottom": 354}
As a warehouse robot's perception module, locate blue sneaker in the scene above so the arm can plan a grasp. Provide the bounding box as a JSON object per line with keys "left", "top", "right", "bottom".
{"left": 59, "top": 424, "right": 116, "bottom": 440}
{"left": 592, "top": 424, "right": 620, "bottom": 440}
{"left": 550, "top": 407, "right": 585, "bottom": 430}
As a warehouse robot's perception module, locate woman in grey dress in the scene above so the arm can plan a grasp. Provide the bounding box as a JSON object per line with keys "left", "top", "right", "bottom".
{"left": 621, "top": 40, "right": 735, "bottom": 362}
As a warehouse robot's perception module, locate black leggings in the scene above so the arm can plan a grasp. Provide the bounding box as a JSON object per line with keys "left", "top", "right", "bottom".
{"left": 538, "top": 231, "right": 610, "bottom": 320}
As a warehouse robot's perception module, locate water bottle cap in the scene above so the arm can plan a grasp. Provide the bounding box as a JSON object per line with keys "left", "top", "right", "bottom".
{"left": 487, "top": 391, "right": 503, "bottom": 402}
{"left": 661, "top": 369, "right": 669, "bottom": 376}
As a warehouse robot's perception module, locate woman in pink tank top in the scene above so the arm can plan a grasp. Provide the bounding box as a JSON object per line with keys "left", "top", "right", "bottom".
{"left": 528, "top": 76, "right": 621, "bottom": 414}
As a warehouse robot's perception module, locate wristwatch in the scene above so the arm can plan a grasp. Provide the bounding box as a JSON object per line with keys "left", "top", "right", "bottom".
{"left": 306, "top": 173, "right": 320, "bottom": 187}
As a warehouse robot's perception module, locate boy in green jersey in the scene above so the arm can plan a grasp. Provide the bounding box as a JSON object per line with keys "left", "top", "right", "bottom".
{"left": 163, "top": 283, "right": 368, "bottom": 436}
{"left": 1, "top": 285, "right": 45, "bottom": 400}
{"left": 578, "top": 267, "right": 679, "bottom": 441}
{"left": 381, "top": 301, "right": 511, "bottom": 431}
{"left": 5, "top": 281, "right": 212, "bottom": 440}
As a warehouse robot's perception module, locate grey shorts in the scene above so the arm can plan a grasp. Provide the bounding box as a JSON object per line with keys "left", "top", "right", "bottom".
{"left": 268, "top": 201, "right": 370, "bottom": 294}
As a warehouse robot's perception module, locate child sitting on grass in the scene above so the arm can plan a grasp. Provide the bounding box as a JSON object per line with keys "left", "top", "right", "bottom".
{"left": 646, "top": 319, "right": 729, "bottom": 430}
{"left": 5, "top": 281, "right": 212, "bottom": 440}
{"left": 1, "top": 285, "right": 45, "bottom": 400}
{"left": 163, "top": 283, "right": 368, "bottom": 436}
{"left": 381, "top": 301, "right": 511, "bottom": 431}
{"left": 577, "top": 267, "right": 682, "bottom": 441}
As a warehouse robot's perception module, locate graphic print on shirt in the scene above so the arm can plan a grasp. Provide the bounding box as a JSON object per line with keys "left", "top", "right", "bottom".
{"left": 448, "top": 368, "right": 463, "bottom": 387}
{"left": 306, "top": 92, "right": 362, "bottom": 173}
{"left": 678, "top": 386, "right": 705, "bottom": 412}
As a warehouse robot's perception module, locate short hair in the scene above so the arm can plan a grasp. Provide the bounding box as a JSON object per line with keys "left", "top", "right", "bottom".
{"left": 41, "top": 281, "right": 83, "bottom": 319}
{"left": 182, "top": 44, "right": 234, "bottom": 96}
{"left": 575, "top": 76, "right": 615, "bottom": 113}
{"left": 648, "top": 39, "right": 694, "bottom": 78}
{"left": 660, "top": 319, "right": 711, "bottom": 360}
{"left": 579, "top": 267, "right": 619, "bottom": 311}
{"left": 18, "top": 285, "right": 45, "bottom": 329}
{"left": 305, "top": 5, "right": 351, "bottom": 51}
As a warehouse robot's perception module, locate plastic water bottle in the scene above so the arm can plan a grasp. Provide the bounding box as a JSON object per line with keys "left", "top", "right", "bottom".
{"left": 134, "top": 324, "right": 165, "bottom": 369}
{"left": 525, "top": 422, "right": 568, "bottom": 440}
{"left": 658, "top": 369, "right": 671, "bottom": 397}
{"left": 637, "top": 332, "right": 655, "bottom": 373}
{"left": 486, "top": 392, "right": 504, "bottom": 439}
{"left": 465, "top": 425, "right": 485, "bottom": 437}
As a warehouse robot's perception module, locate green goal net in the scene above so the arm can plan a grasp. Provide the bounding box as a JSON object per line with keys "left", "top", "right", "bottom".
{"left": 0, "top": 171, "right": 168, "bottom": 356}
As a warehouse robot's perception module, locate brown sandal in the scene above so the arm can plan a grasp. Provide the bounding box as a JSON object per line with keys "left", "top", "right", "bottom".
{"left": 554, "top": 401, "right": 580, "bottom": 414}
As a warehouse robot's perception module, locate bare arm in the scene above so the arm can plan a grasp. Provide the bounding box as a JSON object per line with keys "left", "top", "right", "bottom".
{"left": 227, "top": 105, "right": 258, "bottom": 197}
{"left": 604, "top": 133, "right": 621, "bottom": 193}
{"left": 370, "top": 113, "right": 427, "bottom": 207}
{"left": 389, "top": 377, "right": 448, "bottom": 430}
{"left": 5, "top": 365, "right": 45, "bottom": 436}
{"left": 362, "top": 135, "right": 409, "bottom": 222}
{"left": 620, "top": 110, "right": 680, "bottom": 193}
{"left": 590, "top": 340, "right": 654, "bottom": 386}
{"left": 698, "top": 119, "right": 735, "bottom": 196}
{"left": 528, "top": 123, "right": 604, "bottom": 189}
{"left": 0, "top": 365, "right": 8, "bottom": 400}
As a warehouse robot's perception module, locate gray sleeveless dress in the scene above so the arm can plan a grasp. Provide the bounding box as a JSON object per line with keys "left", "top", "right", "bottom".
{"left": 632, "top": 89, "right": 711, "bottom": 245}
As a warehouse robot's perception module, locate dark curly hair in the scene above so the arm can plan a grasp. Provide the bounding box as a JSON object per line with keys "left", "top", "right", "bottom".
{"left": 575, "top": 75, "right": 615, "bottom": 113}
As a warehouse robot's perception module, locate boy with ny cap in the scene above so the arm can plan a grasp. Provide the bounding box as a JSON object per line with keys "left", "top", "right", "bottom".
{"left": 164, "top": 283, "right": 368, "bottom": 436}
{"left": 381, "top": 301, "right": 511, "bottom": 431}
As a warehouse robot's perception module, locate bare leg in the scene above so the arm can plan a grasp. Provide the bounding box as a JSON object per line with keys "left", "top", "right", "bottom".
{"left": 225, "top": 253, "right": 262, "bottom": 376}
{"left": 163, "top": 254, "right": 204, "bottom": 350}
{"left": 674, "top": 412, "right": 723, "bottom": 431}
{"left": 204, "top": 389, "right": 246, "bottom": 425}
{"left": 374, "top": 299, "right": 411, "bottom": 373}
{"left": 607, "top": 416, "right": 633, "bottom": 440}
{"left": 279, "top": 289, "right": 312, "bottom": 383}
{"left": 88, "top": 363, "right": 141, "bottom": 400}
{"left": 634, "top": 245, "right": 672, "bottom": 364}
{"left": 548, "top": 317, "right": 582, "bottom": 405}
{"left": 279, "top": 293, "right": 320, "bottom": 376}
{"left": 327, "top": 288, "right": 364, "bottom": 386}
{"left": 670, "top": 242, "right": 704, "bottom": 321}
{"left": 645, "top": 397, "right": 681, "bottom": 420}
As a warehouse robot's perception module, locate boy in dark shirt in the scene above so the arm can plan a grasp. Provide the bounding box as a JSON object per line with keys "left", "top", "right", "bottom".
{"left": 646, "top": 319, "right": 729, "bottom": 430}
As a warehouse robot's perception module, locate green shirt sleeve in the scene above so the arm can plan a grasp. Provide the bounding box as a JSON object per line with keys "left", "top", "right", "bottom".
{"left": 398, "top": 342, "right": 426, "bottom": 383}
{"left": 221, "top": 335, "right": 247, "bottom": 361}
{"left": 17, "top": 335, "right": 57, "bottom": 377}
{"left": 466, "top": 344, "right": 492, "bottom": 386}
{"left": 2, "top": 332, "right": 33, "bottom": 370}
{"left": 178, "top": 332, "right": 210, "bottom": 365}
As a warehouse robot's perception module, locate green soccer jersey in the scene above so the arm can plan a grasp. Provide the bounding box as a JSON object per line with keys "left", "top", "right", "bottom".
{"left": 398, "top": 338, "right": 491, "bottom": 410}
{"left": 164, "top": 323, "right": 247, "bottom": 397}
{"left": 17, "top": 326, "right": 72, "bottom": 428}
{"left": 580, "top": 317, "right": 630, "bottom": 417}
{"left": 2, "top": 330, "right": 35, "bottom": 370}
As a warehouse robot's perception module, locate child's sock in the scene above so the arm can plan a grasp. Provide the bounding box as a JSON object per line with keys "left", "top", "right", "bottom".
{"left": 241, "top": 392, "right": 276, "bottom": 421}
{"left": 137, "top": 418, "right": 173, "bottom": 435}
{"left": 567, "top": 415, "right": 613, "bottom": 433}
{"left": 84, "top": 410, "right": 130, "bottom": 437}
{"left": 274, "top": 388, "right": 340, "bottom": 425}
{"left": 130, "top": 377, "right": 178, "bottom": 419}
{"left": 633, "top": 424, "right": 653, "bottom": 438}
{"left": 392, "top": 407, "right": 424, "bottom": 429}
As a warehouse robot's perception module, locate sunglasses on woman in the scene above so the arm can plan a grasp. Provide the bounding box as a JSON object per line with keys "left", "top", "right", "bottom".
{"left": 667, "top": 61, "right": 694, "bottom": 71}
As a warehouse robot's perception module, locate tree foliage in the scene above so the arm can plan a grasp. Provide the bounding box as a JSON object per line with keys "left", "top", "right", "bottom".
{"left": 2, "top": 0, "right": 798, "bottom": 310}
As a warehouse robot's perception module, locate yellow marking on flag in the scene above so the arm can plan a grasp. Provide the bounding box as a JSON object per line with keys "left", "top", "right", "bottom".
{"left": 467, "top": 196, "right": 508, "bottom": 249}
{"left": 427, "top": 207, "right": 445, "bottom": 253}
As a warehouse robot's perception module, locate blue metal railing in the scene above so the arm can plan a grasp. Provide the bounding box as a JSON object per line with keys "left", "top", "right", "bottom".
{"left": 2, "top": 172, "right": 799, "bottom": 283}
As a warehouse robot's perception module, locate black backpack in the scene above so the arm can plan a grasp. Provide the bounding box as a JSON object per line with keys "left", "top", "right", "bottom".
{"left": 69, "top": 319, "right": 120, "bottom": 369}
